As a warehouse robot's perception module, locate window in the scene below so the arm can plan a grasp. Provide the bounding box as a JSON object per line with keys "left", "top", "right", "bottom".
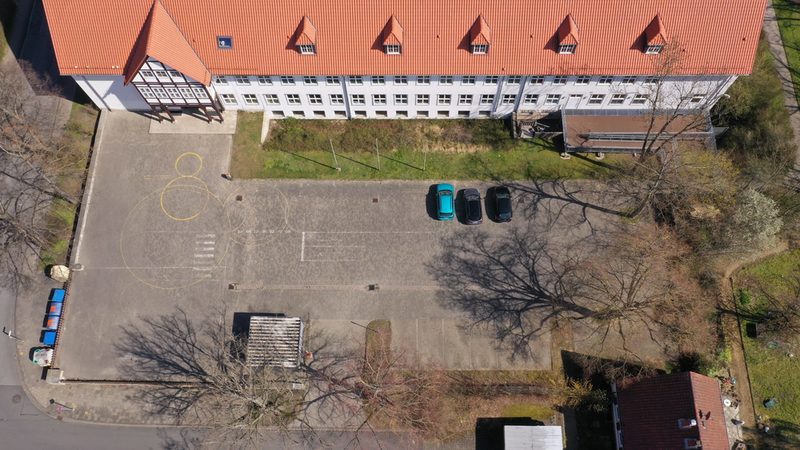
{"left": 632, "top": 94, "right": 649, "bottom": 104}
{"left": 440, "top": 76, "right": 453, "bottom": 85}
{"left": 437, "top": 94, "right": 451, "bottom": 105}
{"left": 395, "top": 94, "right": 408, "bottom": 105}
{"left": 480, "top": 94, "right": 495, "bottom": 105}
{"left": 280, "top": 76, "right": 295, "bottom": 85}
{"left": 373, "top": 94, "right": 387, "bottom": 105}
{"left": 138, "top": 87, "right": 155, "bottom": 99}
{"left": 417, "top": 75, "right": 431, "bottom": 85}
{"left": 235, "top": 75, "right": 250, "bottom": 85}
{"left": 165, "top": 87, "right": 181, "bottom": 98}
{"left": 598, "top": 76, "right": 613, "bottom": 85}
{"left": 622, "top": 76, "right": 636, "bottom": 85}
{"left": 243, "top": 94, "right": 259, "bottom": 105}
{"left": 179, "top": 87, "right": 196, "bottom": 98}
{"left": 308, "top": 94, "right": 322, "bottom": 104}
{"left": 644, "top": 76, "right": 659, "bottom": 84}
{"left": 349, "top": 76, "right": 363, "bottom": 85}
{"left": 558, "top": 44, "right": 576, "bottom": 54}
{"left": 155, "top": 70, "right": 169, "bottom": 78}
{"left": 384, "top": 44, "right": 401, "bottom": 55}
{"left": 576, "top": 76, "right": 590, "bottom": 85}
{"left": 298, "top": 44, "right": 316, "bottom": 55}
{"left": 257, "top": 76, "right": 272, "bottom": 85}
{"left": 507, "top": 76, "right": 522, "bottom": 84}
{"left": 588, "top": 94, "right": 605, "bottom": 105}
{"left": 471, "top": 44, "right": 489, "bottom": 54}
{"left": 458, "top": 94, "right": 473, "bottom": 105}
{"left": 286, "top": 94, "right": 301, "bottom": 105}
{"left": 351, "top": 94, "right": 365, "bottom": 105}
{"left": 192, "top": 88, "right": 209, "bottom": 99}
{"left": 610, "top": 94, "right": 626, "bottom": 104}
{"left": 220, "top": 93, "right": 237, "bottom": 105}
{"left": 416, "top": 94, "right": 430, "bottom": 105}
{"left": 217, "top": 36, "right": 233, "bottom": 49}
{"left": 501, "top": 94, "right": 516, "bottom": 105}
{"left": 462, "top": 76, "right": 476, "bottom": 85}
{"left": 553, "top": 76, "right": 568, "bottom": 85}
{"left": 371, "top": 76, "right": 385, "bottom": 85}
{"left": 484, "top": 76, "right": 499, "bottom": 84}
{"left": 168, "top": 70, "right": 182, "bottom": 78}
{"left": 529, "top": 76, "right": 544, "bottom": 85}
{"left": 395, "top": 76, "right": 408, "bottom": 85}
{"left": 523, "top": 94, "right": 539, "bottom": 104}
{"left": 303, "top": 76, "right": 318, "bottom": 85}
{"left": 690, "top": 94, "right": 706, "bottom": 103}
{"left": 264, "top": 94, "right": 280, "bottom": 105}
{"left": 330, "top": 94, "right": 344, "bottom": 105}
{"left": 152, "top": 87, "right": 168, "bottom": 99}
{"left": 646, "top": 44, "right": 663, "bottom": 55}
{"left": 545, "top": 94, "right": 561, "bottom": 105}
{"left": 140, "top": 70, "right": 154, "bottom": 78}
{"left": 326, "top": 76, "right": 340, "bottom": 85}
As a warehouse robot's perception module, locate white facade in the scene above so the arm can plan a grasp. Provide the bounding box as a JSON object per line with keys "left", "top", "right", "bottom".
{"left": 75, "top": 72, "right": 737, "bottom": 119}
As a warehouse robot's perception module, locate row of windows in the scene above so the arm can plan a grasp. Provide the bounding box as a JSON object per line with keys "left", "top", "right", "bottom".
{"left": 138, "top": 86, "right": 210, "bottom": 100}
{"left": 218, "top": 92, "right": 705, "bottom": 107}
{"left": 212, "top": 74, "right": 664, "bottom": 87}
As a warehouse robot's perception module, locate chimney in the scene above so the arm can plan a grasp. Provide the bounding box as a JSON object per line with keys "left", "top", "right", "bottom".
{"left": 678, "top": 418, "right": 698, "bottom": 429}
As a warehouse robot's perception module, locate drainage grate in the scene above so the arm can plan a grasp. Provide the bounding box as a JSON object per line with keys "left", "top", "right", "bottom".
{"left": 228, "top": 283, "right": 238, "bottom": 290}
{"left": 368, "top": 284, "right": 380, "bottom": 291}
{"left": 236, "top": 195, "right": 243, "bottom": 201}
{"left": 372, "top": 198, "right": 379, "bottom": 203}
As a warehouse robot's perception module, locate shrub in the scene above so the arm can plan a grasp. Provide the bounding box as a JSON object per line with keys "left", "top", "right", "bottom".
{"left": 738, "top": 288, "right": 753, "bottom": 307}
{"left": 727, "top": 189, "right": 783, "bottom": 249}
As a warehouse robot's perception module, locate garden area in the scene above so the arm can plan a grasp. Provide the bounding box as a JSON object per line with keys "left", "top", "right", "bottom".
{"left": 230, "top": 113, "right": 620, "bottom": 181}
{"left": 735, "top": 250, "right": 800, "bottom": 447}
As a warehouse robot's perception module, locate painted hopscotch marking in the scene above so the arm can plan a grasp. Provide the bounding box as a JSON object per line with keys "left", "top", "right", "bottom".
{"left": 192, "top": 233, "right": 216, "bottom": 277}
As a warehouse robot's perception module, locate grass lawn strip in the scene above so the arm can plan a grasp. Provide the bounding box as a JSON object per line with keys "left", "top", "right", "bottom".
{"left": 736, "top": 250, "right": 800, "bottom": 436}
{"left": 774, "top": 0, "right": 800, "bottom": 104}
{"left": 231, "top": 114, "right": 621, "bottom": 180}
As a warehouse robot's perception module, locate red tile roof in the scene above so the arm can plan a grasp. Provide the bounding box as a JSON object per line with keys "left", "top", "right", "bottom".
{"left": 646, "top": 15, "right": 668, "bottom": 46}
{"left": 123, "top": 0, "right": 210, "bottom": 85}
{"left": 470, "top": 15, "right": 491, "bottom": 46}
{"left": 382, "top": 16, "right": 404, "bottom": 46}
{"left": 557, "top": 15, "right": 580, "bottom": 46}
{"left": 42, "top": 0, "right": 766, "bottom": 83}
{"left": 294, "top": 16, "right": 317, "bottom": 46}
{"left": 616, "top": 372, "right": 729, "bottom": 450}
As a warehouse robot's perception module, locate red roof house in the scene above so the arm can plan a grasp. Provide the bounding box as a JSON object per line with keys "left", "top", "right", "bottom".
{"left": 613, "top": 372, "right": 729, "bottom": 450}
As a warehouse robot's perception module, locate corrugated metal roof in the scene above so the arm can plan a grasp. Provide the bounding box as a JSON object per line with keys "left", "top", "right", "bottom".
{"left": 43, "top": 0, "right": 765, "bottom": 78}
{"left": 246, "top": 316, "right": 303, "bottom": 368}
{"left": 503, "top": 425, "right": 563, "bottom": 450}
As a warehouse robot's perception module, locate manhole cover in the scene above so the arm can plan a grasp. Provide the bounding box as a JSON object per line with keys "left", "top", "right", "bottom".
{"left": 372, "top": 198, "right": 379, "bottom": 203}
{"left": 11, "top": 394, "right": 21, "bottom": 404}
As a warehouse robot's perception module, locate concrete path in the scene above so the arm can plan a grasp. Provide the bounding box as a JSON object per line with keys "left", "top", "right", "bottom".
{"left": 764, "top": 0, "right": 800, "bottom": 171}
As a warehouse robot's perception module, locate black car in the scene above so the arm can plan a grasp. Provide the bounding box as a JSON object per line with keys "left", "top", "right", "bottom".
{"left": 463, "top": 188, "right": 483, "bottom": 224}
{"left": 492, "top": 186, "right": 512, "bottom": 222}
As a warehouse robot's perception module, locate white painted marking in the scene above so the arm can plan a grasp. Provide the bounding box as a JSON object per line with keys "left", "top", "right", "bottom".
{"left": 300, "top": 232, "right": 306, "bottom": 262}
{"left": 194, "top": 254, "right": 215, "bottom": 258}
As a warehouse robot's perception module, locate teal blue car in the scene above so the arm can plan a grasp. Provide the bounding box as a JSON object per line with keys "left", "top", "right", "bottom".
{"left": 436, "top": 183, "right": 455, "bottom": 220}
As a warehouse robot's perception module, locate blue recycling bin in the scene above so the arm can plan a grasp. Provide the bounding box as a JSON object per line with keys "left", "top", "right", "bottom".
{"left": 41, "top": 330, "right": 57, "bottom": 346}
{"left": 50, "top": 289, "right": 66, "bottom": 303}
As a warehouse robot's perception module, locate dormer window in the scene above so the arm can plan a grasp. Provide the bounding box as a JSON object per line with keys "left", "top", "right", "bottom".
{"left": 298, "top": 44, "right": 316, "bottom": 55}
{"left": 471, "top": 44, "right": 488, "bottom": 55}
{"left": 384, "top": 44, "right": 401, "bottom": 55}
{"left": 293, "top": 16, "right": 317, "bottom": 55}
{"left": 381, "top": 16, "right": 403, "bottom": 56}
{"left": 556, "top": 15, "right": 579, "bottom": 55}
{"left": 469, "top": 15, "right": 491, "bottom": 55}
{"left": 644, "top": 15, "right": 667, "bottom": 55}
{"left": 558, "top": 44, "right": 576, "bottom": 54}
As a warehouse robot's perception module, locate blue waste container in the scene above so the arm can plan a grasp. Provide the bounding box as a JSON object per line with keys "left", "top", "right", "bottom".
{"left": 41, "top": 330, "right": 57, "bottom": 346}
{"left": 50, "top": 289, "right": 66, "bottom": 303}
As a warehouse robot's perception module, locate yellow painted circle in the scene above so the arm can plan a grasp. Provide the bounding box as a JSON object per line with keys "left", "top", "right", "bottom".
{"left": 174, "top": 152, "right": 203, "bottom": 177}
{"left": 159, "top": 176, "right": 210, "bottom": 221}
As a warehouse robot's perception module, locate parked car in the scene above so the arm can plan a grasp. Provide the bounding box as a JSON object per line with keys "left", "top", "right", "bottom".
{"left": 492, "top": 186, "right": 513, "bottom": 222}
{"left": 463, "top": 188, "right": 483, "bottom": 224}
{"left": 436, "top": 183, "right": 455, "bottom": 220}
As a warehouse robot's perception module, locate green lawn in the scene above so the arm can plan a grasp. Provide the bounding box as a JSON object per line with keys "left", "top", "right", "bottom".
{"left": 231, "top": 113, "right": 622, "bottom": 180}
{"left": 736, "top": 250, "right": 800, "bottom": 440}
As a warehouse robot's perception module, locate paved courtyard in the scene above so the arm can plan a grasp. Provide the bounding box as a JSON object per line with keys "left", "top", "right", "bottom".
{"left": 58, "top": 112, "right": 624, "bottom": 380}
